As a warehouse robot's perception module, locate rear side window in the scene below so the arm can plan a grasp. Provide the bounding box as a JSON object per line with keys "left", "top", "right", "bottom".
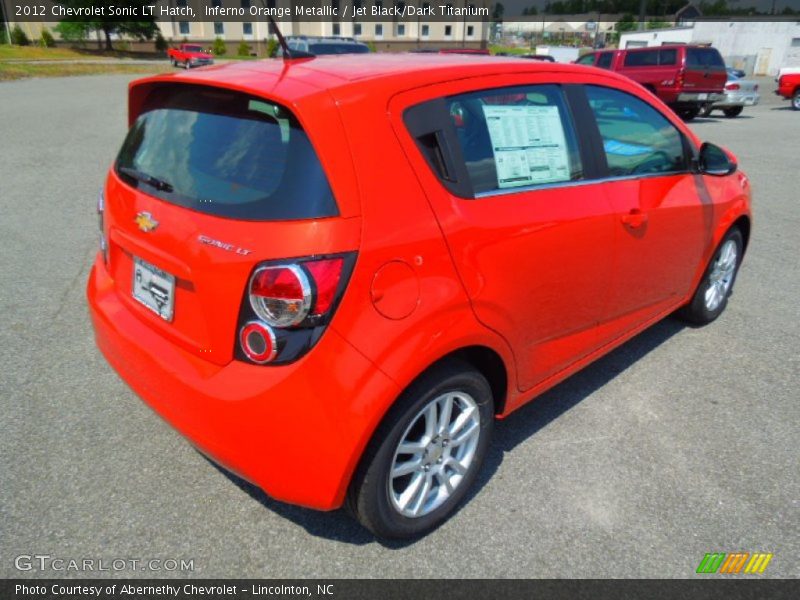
{"left": 659, "top": 48, "right": 677, "bottom": 65}
{"left": 597, "top": 52, "right": 613, "bottom": 69}
{"left": 686, "top": 47, "right": 725, "bottom": 69}
{"left": 624, "top": 50, "right": 658, "bottom": 67}
{"left": 446, "top": 85, "right": 583, "bottom": 194}
{"left": 585, "top": 86, "right": 688, "bottom": 177}
{"left": 116, "top": 85, "right": 337, "bottom": 221}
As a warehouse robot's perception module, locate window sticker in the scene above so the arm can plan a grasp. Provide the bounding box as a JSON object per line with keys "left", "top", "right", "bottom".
{"left": 482, "top": 104, "right": 571, "bottom": 189}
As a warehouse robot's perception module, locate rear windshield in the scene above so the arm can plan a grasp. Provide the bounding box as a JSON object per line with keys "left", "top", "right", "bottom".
{"left": 308, "top": 43, "right": 369, "bottom": 54}
{"left": 686, "top": 48, "right": 725, "bottom": 69}
{"left": 116, "top": 85, "right": 338, "bottom": 221}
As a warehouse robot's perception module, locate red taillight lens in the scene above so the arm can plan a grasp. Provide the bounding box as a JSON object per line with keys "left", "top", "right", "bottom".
{"left": 676, "top": 67, "right": 685, "bottom": 88}
{"left": 239, "top": 253, "right": 355, "bottom": 365}
{"left": 305, "top": 258, "right": 344, "bottom": 315}
{"left": 249, "top": 265, "right": 311, "bottom": 328}
{"left": 726, "top": 82, "right": 740, "bottom": 91}
{"left": 239, "top": 321, "right": 277, "bottom": 364}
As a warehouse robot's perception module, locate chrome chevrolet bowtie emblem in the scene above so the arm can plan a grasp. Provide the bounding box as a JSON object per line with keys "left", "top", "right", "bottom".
{"left": 135, "top": 211, "right": 159, "bottom": 233}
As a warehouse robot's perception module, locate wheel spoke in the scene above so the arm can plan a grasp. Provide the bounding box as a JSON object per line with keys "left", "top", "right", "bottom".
{"left": 396, "top": 472, "right": 425, "bottom": 511}
{"left": 409, "top": 474, "right": 433, "bottom": 516}
{"left": 423, "top": 403, "right": 437, "bottom": 440}
{"left": 450, "top": 419, "right": 479, "bottom": 448}
{"left": 392, "top": 457, "right": 422, "bottom": 479}
{"left": 437, "top": 394, "right": 454, "bottom": 434}
{"left": 449, "top": 405, "right": 477, "bottom": 438}
{"left": 446, "top": 458, "right": 468, "bottom": 476}
{"left": 397, "top": 441, "right": 426, "bottom": 456}
{"left": 436, "top": 471, "right": 455, "bottom": 495}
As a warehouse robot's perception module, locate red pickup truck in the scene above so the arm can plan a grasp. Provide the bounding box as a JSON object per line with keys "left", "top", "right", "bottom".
{"left": 576, "top": 45, "right": 727, "bottom": 120}
{"left": 167, "top": 44, "right": 214, "bottom": 69}
{"left": 776, "top": 72, "right": 800, "bottom": 110}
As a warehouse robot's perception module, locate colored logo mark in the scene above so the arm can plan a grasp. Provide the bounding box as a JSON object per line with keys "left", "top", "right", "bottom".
{"left": 696, "top": 552, "right": 773, "bottom": 574}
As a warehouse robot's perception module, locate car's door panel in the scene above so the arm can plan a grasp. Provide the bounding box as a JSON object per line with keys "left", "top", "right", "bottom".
{"left": 391, "top": 76, "right": 616, "bottom": 392}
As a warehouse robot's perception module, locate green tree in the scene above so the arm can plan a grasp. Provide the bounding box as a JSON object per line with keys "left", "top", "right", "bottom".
{"left": 11, "top": 25, "right": 31, "bottom": 46}
{"left": 615, "top": 13, "right": 637, "bottom": 33}
{"left": 492, "top": 2, "right": 504, "bottom": 20}
{"left": 237, "top": 41, "right": 251, "bottom": 56}
{"left": 212, "top": 37, "right": 227, "bottom": 56}
{"left": 266, "top": 38, "right": 278, "bottom": 58}
{"left": 52, "top": 1, "right": 157, "bottom": 51}
{"left": 40, "top": 28, "right": 56, "bottom": 47}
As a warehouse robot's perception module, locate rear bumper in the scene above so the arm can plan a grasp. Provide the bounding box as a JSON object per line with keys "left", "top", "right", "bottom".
{"left": 87, "top": 255, "right": 398, "bottom": 510}
{"left": 675, "top": 92, "right": 724, "bottom": 104}
{"left": 712, "top": 91, "right": 760, "bottom": 108}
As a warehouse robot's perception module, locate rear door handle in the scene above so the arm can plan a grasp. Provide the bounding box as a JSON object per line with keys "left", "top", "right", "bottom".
{"left": 621, "top": 209, "right": 648, "bottom": 228}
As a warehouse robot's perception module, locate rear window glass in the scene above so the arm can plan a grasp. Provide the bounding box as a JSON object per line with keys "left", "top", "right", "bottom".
{"left": 624, "top": 50, "right": 658, "bottom": 67}
{"left": 116, "top": 85, "right": 337, "bottom": 221}
{"left": 309, "top": 43, "right": 369, "bottom": 54}
{"left": 686, "top": 48, "right": 725, "bottom": 69}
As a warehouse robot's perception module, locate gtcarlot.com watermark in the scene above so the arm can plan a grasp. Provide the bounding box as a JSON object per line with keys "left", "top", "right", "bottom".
{"left": 14, "top": 554, "right": 195, "bottom": 573}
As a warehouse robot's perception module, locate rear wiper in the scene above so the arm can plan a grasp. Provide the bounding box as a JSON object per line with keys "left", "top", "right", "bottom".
{"left": 118, "top": 166, "right": 174, "bottom": 193}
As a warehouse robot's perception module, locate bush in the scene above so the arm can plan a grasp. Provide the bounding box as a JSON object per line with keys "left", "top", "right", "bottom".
{"left": 366, "top": 41, "right": 377, "bottom": 53}
{"left": 1, "top": 28, "right": 8, "bottom": 45}
{"left": 154, "top": 32, "right": 167, "bottom": 52}
{"left": 40, "top": 28, "right": 55, "bottom": 47}
{"left": 211, "top": 37, "right": 226, "bottom": 56}
{"left": 266, "top": 38, "right": 278, "bottom": 58}
{"left": 11, "top": 25, "right": 31, "bottom": 46}
{"left": 237, "top": 41, "right": 250, "bottom": 56}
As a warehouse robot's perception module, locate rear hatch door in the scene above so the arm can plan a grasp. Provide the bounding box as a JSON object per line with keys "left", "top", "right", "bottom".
{"left": 683, "top": 47, "right": 727, "bottom": 93}
{"left": 104, "top": 81, "right": 360, "bottom": 366}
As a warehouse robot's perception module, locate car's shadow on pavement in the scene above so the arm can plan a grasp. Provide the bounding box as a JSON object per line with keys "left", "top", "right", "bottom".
{"left": 207, "top": 317, "right": 686, "bottom": 547}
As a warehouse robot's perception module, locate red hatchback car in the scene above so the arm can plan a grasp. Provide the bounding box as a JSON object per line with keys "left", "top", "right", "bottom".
{"left": 87, "top": 54, "right": 752, "bottom": 538}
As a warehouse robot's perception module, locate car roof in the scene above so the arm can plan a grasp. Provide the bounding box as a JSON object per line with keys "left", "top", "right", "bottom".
{"left": 134, "top": 53, "right": 616, "bottom": 104}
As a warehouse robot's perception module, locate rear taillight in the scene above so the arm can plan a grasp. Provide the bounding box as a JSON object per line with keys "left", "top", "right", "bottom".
{"left": 236, "top": 253, "right": 356, "bottom": 365}
{"left": 97, "top": 189, "right": 108, "bottom": 264}
{"left": 725, "top": 82, "right": 740, "bottom": 91}
{"left": 676, "top": 67, "right": 685, "bottom": 88}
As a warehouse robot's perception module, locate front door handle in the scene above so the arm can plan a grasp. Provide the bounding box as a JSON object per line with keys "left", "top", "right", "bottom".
{"left": 621, "top": 208, "right": 648, "bottom": 228}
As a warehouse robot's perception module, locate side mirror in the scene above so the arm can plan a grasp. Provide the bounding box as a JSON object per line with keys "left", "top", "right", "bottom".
{"left": 698, "top": 142, "right": 737, "bottom": 176}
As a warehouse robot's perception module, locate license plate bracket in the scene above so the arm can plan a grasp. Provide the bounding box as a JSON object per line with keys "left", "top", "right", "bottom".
{"left": 132, "top": 256, "right": 175, "bottom": 321}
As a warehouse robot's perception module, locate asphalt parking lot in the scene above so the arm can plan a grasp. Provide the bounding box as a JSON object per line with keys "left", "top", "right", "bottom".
{"left": 1, "top": 73, "right": 798, "bottom": 579}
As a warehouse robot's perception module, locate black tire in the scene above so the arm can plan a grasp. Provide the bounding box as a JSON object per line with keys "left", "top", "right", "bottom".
{"left": 678, "top": 228, "right": 744, "bottom": 325}
{"left": 792, "top": 89, "right": 800, "bottom": 111}
{"left": 679, "top": 107, "right": 701, "bottom": 121}
{"left": 348, "top": 360, "right": 494, "bottom": 539}
{"left": 723, "top": 106, "right": 743, "bottom": 118}
{"left": 170, "top": 58, "right": 177, "bottom": 67}
{"left": 700, "top": 105, "right": 714, "bottom": 118}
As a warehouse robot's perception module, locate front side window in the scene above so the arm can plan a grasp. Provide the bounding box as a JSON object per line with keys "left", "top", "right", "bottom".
{"left": 597, "top": 52, "right": 613, "bottom": 68}
{"left": 446, "top": 85, "right": 583, "bottom": 195}
{"left": 585, "top": 86, "right": 687, "bottom": 177}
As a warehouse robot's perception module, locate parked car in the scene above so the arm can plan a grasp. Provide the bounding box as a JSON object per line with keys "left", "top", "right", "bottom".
{"left": 279, "top": 36, "right": 369, "bottom": 56}
{"left": 702, "top": 74, "right": 760, "bottom": 118}
{"left": 88, "top": 54, "right": 752, "bottom": 539}
{"left": 167, "top": 44, "right": 214, "bottom": 69}
{"left": 726, "top": 66, "right": 746, "bottom": 79}
{"left": 776, "top": 71, "right": 800, "bottom": 110}
{"left": 576, "top": 45, "right": 727, "bottom": 120}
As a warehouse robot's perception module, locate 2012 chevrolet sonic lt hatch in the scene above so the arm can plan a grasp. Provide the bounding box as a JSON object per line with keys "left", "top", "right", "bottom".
{"left": 87, "top": 54, "right": 752, "bottom": 539}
